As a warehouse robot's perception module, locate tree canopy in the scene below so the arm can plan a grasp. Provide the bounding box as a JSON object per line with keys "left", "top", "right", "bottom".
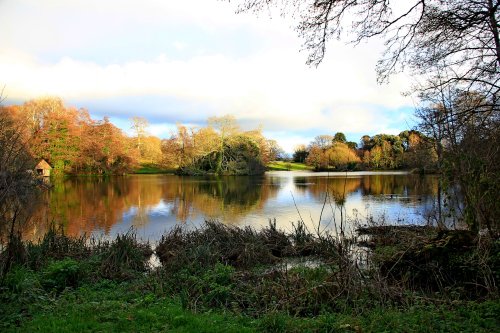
{"left": 1, "top": 98, "right": 140, "bottom": 175}
{"left": 161, "top": 116, "right": 270, "bottom": 175}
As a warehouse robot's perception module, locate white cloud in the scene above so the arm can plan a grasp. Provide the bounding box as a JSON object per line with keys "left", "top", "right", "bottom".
{"left": 148, "top": 123, "right": 179, "bottom": 138}
{"left": 0, "top": 0, "right": 415, "bottom": 149}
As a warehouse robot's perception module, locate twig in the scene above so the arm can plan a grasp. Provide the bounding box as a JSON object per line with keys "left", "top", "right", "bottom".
{"left": 290, "top": 191, "right": 304, "bottom": 224}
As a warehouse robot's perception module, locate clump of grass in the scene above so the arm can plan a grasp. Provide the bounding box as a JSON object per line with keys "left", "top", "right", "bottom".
{"left": 153, "top": 220, "right": 499, "bottom": 316}
{"left": 97, "top": 230, "right": 153, "bottom": 281}
{"left": 0, "top": 232, "right": 27, "bottom": 275}
{"left": 0, "top": 227, "right": 153, "bottom": 283}
{"left": 25, "top": 227, "right": 90, "bottom": 270}
{"left": 0, "top": 227, "right": 90, "bottom": 278}
{"left": 40, "top": 258, "right": 82, "bottom": 292}
{"left": 260, "top": 219, "right": 292, "bottom": 258}
{"left": 357, "top": 225, "right": 499, "bottom": 299}
{"left": 156, "top": 220, "right": 282, "bottom": 272}
{"left": 153, "top": 220, "right": 374, "bottom": 315}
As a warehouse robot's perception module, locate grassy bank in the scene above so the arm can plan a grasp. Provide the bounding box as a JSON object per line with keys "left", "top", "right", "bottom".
{"left": 2, "top": 277, "right": 497, "bottom": 332}
{"left": 133, "top": 163, "right": 176, "bottom": 174}
{"left": 1, "top": 222, "right": 498, "bottom": 332}
{"left": 267, "top": 161, "right": 313, "bottom": 171}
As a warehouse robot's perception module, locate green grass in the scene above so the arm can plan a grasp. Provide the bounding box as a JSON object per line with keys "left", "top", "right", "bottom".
{"left": 137, "top": 161, "right": 311, "bottom": 173}
{"left": 2, "top": 276, "right": 498, "bottom": 333}
{"left": 267, "top": 161, "right": 313, "bottom": 171}
{"left": 133, "top": 163, "right": 176, "bottom": 174}
{"left": 1, "top": 280, "right": 254, "bottom": 333}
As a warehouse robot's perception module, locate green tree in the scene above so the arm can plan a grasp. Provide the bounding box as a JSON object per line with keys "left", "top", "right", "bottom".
{"left": 208, "top": 115, "right": 240, "bottom": 174}
{"left": 333, "top": 132, "right": 346, "bottom": 143}
{"left": 162, "top": 116, "right": 266, "bottom": 175}
{"left": 346, "top": 141, "right": 357, "bottom": 150}
{"left": 293, "top": 144, "right": 308, "bottom": 163}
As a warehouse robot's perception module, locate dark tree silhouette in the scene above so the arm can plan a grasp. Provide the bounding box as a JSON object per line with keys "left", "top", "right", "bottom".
{"left": 234, "top": 1, "right": 499, "bottom": 101}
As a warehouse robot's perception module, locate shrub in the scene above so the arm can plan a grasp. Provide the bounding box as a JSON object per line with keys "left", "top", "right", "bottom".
{"left": 41, "top": 258, "right": 82, "bottom": 292}
{"left": 26, "top": 227, "right": 90, "bottom": 270}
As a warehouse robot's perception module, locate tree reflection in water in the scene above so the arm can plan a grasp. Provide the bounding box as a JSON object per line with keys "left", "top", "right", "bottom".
{"left": 22, "top": 172, "right": 448, "bottom": 241}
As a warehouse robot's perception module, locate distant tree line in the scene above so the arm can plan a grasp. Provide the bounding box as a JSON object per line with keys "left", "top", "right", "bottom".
{"left": 0, "top": 99, "right": 283, "bottom": 176}
{"left": 293, "top": 131, "right": 437, "bottom": 171}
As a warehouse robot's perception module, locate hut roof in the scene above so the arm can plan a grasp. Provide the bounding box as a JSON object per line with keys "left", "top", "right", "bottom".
{"left": 35, "top": 159, "right": 52, "bottom": 170}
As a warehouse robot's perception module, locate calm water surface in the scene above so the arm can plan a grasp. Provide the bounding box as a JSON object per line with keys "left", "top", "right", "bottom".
{"left": 26, "top": 171, "right": 445, "bottom": 241}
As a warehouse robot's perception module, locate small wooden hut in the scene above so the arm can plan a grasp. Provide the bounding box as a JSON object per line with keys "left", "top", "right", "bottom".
{"left": 35, "top": 159, "right": 52, "bottom": 177}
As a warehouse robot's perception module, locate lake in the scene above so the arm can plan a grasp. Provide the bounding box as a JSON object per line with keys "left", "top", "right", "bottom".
{"left": 24, "top": 171, "right": 450, "bottom": 242}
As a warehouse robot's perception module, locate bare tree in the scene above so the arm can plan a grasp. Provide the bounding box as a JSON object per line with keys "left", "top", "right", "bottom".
{"left": 417, "top": 86, "right": 499, "bottom": 234}
{"left": 311, "top": 135, "right": 334, "bottom": 150}
{"left": 266, "top": 139, "right": 286, "bottom": 161}
{"left": 130, "top": 116, "right": 149, "bottom": 154}
{"left": 233, "top": 1, "right": 499, "bottom": 100}
{"left": 233, "top": 0, "right": 500, "bottom": 233}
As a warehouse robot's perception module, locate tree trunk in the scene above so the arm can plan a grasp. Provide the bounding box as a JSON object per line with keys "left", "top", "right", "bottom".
{"left": 488, "top": 0, "right": 500, "bottom": 67}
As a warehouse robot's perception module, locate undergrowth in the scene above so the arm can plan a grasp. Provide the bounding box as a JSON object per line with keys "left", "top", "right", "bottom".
{"left": 0, "top": 220, "right": 498, "bottom": 332}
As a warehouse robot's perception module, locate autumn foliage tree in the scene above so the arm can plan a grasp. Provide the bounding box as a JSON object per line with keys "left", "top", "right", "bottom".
{"left": 357, "top": 132, "right": 436, "bottom": 170}
{"left": 130, "top": 117, "right": 163, "bottom": 165}
{"left": 76, "top": 117, "right": 139, "bottom": 174}
{"left": 305, "top": 135, "right": 360, "bottom": 170}
{"left": 3, "top": 98, "right": 139, "bottom": 175}
{"left": 0, "top": 109, "right": 37, "bottom": 235}
{"left": 161, "top": 116, "right": 267, "bottom": 175}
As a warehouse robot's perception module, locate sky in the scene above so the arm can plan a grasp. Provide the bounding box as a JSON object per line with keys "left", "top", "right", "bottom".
{"left": 0, "top": 0, "right": 418, "bottom": 153}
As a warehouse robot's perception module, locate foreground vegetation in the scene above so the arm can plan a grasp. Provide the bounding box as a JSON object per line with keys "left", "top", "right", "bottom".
{"left": 1, "top": 221, "right": 498, "bottom": 332}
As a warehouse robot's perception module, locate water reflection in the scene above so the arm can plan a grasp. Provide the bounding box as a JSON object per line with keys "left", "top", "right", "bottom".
{"left": 23, "top": 172, "right": 447, "bottom": 241}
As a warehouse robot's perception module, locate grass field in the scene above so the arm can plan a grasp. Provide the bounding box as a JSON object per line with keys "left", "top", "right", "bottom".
{"left": 134, "top": 161, "right": 312, "bottom": 173}
{"left": 133, "top": 163, "right": 176, "bottom": 174}
{"left": 2, "top": 274, "right": 498, "bottom": 333}
{"left": 267, "top": 161, "right": 313, "bottom": 171}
